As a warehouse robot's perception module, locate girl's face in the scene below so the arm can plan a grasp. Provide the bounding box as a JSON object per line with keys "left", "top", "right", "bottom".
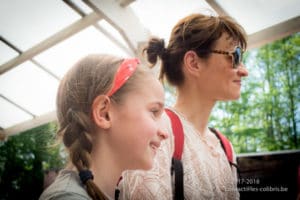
{"left": 197, "top": 32, "right": 249, "bottom": 101}
{"left": 109, "top": 75, "right": 168, "bottom": 170}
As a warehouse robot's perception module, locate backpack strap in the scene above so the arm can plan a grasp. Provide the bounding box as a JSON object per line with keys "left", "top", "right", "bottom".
{"left": 165, "top": 108, "right": 184, "bottom": 160}
{"left": 209, "top": 127, "right": 239, "bottom": 170}
{"left": 165, "top": 109, "right": 238, "bottom": 200}
{"left": 165, "top": 108, "right": 184, "bottom": 200}
{"left": 209, "top": 128, "right": 233, "bottom": 163}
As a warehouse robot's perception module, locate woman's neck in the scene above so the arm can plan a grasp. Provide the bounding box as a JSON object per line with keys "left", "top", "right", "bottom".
{"left": 174, "top": 88, "right": 215, "bottom": 135}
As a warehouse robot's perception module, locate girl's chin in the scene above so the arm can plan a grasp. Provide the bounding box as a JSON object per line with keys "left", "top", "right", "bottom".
{"left": 141, "top": 159, "right": 154, "bottom": 171}
{"left": 127, "top": 159, "right": 153, "bottom": 171}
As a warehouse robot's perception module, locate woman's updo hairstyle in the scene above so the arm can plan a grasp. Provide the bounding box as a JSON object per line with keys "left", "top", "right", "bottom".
{"left": 143, "top": 13, "right": 247, "bottom": 86}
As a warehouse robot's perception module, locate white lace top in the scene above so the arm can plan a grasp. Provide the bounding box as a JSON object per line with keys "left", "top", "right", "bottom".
{"left": 120, "top": 109, "right": 239, "bottom": 200}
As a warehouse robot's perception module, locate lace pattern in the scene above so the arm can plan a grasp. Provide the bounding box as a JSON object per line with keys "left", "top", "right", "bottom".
{"left": 120, "top": 110, "right": 239, "bottom": 200}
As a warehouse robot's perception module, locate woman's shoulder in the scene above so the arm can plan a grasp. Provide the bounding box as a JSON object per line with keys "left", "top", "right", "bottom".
{"left": 39, "top": 169, "right": 90, "bottom": 200}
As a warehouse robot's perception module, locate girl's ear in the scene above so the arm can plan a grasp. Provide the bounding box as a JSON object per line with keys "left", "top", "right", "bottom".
{"left": 183, "top": 50, "right": 202, "bottom": 76}
{"left": 92, "top": 95, "right": 112, "bottom": 129}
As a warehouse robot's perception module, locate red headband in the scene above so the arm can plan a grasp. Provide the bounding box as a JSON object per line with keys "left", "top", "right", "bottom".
{"left": 106, "top": 58, "right": 140, "bottom": 97}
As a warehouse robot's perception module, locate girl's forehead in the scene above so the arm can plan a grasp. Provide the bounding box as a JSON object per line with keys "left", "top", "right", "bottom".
{"left": 126, "top": 74, "right": 164, "bottom": 99}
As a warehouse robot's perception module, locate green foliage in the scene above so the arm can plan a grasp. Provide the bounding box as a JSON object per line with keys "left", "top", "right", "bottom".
{"left": 210, "top": 33, "right": 300, "bottom": 153}
{"left": 0, "top": 123, "right": 66, "bottom": 200}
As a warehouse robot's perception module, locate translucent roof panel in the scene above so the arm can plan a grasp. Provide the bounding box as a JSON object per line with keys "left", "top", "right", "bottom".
{"left": 0, "top": 0, "right": 80, "bottom": 51}
{"left": 0, "top": 42, "right": 19, "bottom": 65}
{"left": 0, "top": 96, "right": 33, "bottom": 129}
{"left": 98, "top": 20, "right": 129, "bottom": 49}
{"left": 34, "top": 26, "right": 130, "bottom": 78}
{"left": 215, "top": 0, "right": 300, "bottom": 34}
{"left": 0, "top": 61, "right": 59, "bottom": 117}
{"left": 1, "top": 0, "right": 298, "bottom": 134}
{"left": 130, "top": 0, "right": 216, "bottom": 41}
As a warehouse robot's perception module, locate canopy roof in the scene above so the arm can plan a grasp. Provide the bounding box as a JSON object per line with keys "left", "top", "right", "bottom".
{"left": 0, "top": 0, "right": 299, "bottom": 138}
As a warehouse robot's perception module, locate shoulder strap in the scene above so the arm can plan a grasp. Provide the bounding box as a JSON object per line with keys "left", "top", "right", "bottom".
{"left": 210, "top": 127, "right": 233, "bottom": 163}
{"left": 165, "top": 108, "right": 184, "bottom": 160}
{"left": 165, "top": 108, "right": 184, "bottom": 200}
{"left": 165, "top": 110, "right": 234, "bottom": 163}
{"left": 165, "top": 109, "right": 236, "bottom": 200}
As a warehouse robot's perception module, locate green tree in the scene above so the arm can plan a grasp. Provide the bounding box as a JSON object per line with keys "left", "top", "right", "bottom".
{"left": 210, "top": 33, "right": 300, "bottom": 153}
{"left": 0, "top": 123, "right": 66, "bottom": 200}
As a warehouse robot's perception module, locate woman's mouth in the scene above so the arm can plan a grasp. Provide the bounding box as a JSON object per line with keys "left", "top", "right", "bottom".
{"left": 233, "top": 80, "right": 241, "bottom": 86}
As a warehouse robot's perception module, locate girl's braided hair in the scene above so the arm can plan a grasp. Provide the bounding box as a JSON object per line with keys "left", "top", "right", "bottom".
{"left": 56, "top": 54, "right": 145, "bottom": 199}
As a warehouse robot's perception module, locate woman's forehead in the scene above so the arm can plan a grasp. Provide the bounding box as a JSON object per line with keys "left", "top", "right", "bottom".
{"left": 215, "top": 33, "right": 240, "bottom": 49}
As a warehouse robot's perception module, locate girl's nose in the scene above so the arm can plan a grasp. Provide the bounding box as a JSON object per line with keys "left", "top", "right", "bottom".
{"left": 158, "top": 128, "right": 169, "bottom": 140}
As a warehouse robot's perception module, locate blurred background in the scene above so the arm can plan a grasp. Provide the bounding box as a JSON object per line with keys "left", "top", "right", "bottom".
{"left": 0, "top": 0, "right": 299, "bottom": 199}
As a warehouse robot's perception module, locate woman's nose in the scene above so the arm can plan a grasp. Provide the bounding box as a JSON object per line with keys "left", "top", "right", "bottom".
{"left": 237, "top": 63, "right": 248, "bottom": 77}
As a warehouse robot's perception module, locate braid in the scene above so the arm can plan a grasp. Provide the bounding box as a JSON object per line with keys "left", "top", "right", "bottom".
{"left": 60, "top": 109, "right": 108, "bottom": 200}
{"left": 56, "top": 54, "right": 139, "bottom": 200}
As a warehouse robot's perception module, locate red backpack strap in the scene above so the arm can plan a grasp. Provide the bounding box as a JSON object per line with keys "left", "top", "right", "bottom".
{"left": 165, "top": 108, "right": 184, "bottom": 200}
{"left": 210, "top": 128, "right": 233, "bottom": 163}
{"left": 165, "top": 108, "right": 184, "bottom": 160}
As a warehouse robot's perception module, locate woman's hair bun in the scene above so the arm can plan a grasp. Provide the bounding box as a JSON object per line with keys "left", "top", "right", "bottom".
{"left": 144, "top": 37, "right": 166, "bottom": 66}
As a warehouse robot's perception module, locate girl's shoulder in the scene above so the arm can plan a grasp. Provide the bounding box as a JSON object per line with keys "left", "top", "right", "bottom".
{"left": 39, "top": 169, "right": 91, "bottom": 200}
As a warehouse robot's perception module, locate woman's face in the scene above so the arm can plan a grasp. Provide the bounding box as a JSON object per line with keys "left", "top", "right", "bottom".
{"left": 109, "top": 74, "right": 168, "bottom": 170}
{"left": 197, "top": 32, "right": 249, "bottom": 101}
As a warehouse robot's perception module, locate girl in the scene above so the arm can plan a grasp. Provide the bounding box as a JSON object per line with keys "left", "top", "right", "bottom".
{"left": 39, "top": 54, "right": 168, "bottom": 200}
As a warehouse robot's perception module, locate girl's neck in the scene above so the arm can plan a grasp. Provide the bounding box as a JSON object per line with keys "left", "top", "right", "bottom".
{"left": 90, "top": 146, "right": 123, "bottom": 199}
{"left": 174, "top": 89, "right": 215, "bottom": 135}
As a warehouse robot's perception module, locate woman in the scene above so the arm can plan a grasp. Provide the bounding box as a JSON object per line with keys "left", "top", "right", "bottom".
{"left": 39, "top": 54, "right": 168, "bottom": 200}
{"left": 120, "top": 13, "right": 248, "bottom": 199}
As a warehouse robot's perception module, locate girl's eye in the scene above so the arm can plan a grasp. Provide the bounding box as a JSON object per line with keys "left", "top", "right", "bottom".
{"left": 151, "top": 109, "right": 159, "bottom": 115}
{"left": 151, "top": 108, "right": 161, "bottom": 117}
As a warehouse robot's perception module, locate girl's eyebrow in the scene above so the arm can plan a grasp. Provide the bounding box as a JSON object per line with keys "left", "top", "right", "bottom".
{"left": 151, "top": 101, "right": 165, "bottom": 108}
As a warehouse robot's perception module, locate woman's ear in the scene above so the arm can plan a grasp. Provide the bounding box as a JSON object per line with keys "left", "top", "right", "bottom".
{"left": 92, "top": 95, "right": 111, "bottom": 129}
{"left": 183, "top": 50, "right": 202, "bottom": 75}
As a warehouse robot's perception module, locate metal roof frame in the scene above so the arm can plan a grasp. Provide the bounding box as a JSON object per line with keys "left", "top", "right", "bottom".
{"left": 0, "top": 0, "right": 299, "bottom": 139}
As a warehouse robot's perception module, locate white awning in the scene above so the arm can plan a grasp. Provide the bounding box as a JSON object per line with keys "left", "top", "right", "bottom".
{"left": 0, "top": 0, "right": 299, "bottom": 137}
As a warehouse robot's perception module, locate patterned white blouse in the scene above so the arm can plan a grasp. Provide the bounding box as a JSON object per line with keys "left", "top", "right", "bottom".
{"left": 120, "top": 108, "right": 239, "bottom": 200}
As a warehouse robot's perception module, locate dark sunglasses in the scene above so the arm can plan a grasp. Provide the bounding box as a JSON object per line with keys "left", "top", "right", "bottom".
{"left": 208, "top": 46, "right": 244, "bottom": 69}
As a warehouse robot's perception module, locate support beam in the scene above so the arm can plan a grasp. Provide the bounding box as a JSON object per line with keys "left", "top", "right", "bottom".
{"left": 0, "top": 12, "right": 102, "bottom": 74}
{"left": 1, "top": 111, "right": 57, "bottom": 137}
{"left": 0, "top": 94, "right": 35, "bottom": 117}
{"left": 84, "top": 0, "right": 150, "bottom": 55}
{"left": 63, "top": 0, "right": 134, "bottom": 56}
{"left": 118, "top": 0, "right": 135, "bottom": 7}
{"left": 93, "top": 23, "right": 134, "bottom": 56}
{"left": 0, "top": 36, "right": 22, "bottom": 54}
{"left": 1, "top": 36, "right": 60, "bottom": 80}
{"left": 205, "top": 0, "right": 229, "bottom": 16}
{"left": 247, "top": 16, "right": 300, "bottom": 49}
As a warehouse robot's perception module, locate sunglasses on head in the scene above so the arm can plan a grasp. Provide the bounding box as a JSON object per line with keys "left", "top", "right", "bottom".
{"left": 208, "top": 46, "right": 244, "bottom": 69}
